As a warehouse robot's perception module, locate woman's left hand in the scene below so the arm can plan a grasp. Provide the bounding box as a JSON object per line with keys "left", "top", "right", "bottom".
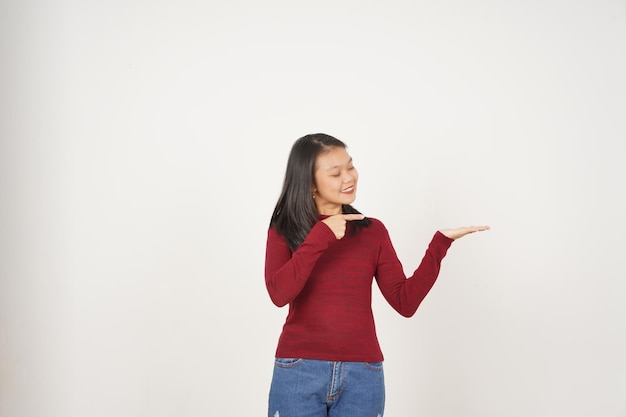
{"left": 439, "top": 225, "right": 490, "bottom": 240}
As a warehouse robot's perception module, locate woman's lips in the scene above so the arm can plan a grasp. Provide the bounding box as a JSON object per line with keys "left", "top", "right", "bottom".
{"left": 341, "top": 186, "right": 355, "bottom": 194}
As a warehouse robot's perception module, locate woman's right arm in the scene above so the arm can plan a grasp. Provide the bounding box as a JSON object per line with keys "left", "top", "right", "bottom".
{"left": 264, "top": 222, "right": 336, "bottom": 307}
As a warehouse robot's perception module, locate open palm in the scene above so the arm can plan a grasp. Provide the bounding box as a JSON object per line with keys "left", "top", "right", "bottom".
{"left": 439, "top": 225, "right": 490, "bottom": 240}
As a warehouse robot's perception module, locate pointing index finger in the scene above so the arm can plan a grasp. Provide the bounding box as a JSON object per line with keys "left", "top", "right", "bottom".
{"left": 343, "top": 214, "right": 366, "bottom": 221}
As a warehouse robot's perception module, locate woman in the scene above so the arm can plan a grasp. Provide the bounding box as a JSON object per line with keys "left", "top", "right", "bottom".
{"left": 265, "top": 133, "right": 489, "bottom": 417}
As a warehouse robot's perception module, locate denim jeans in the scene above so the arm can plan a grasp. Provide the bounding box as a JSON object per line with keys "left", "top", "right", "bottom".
{"left": 268, "top": 358, "right": 385, "bottom": 417}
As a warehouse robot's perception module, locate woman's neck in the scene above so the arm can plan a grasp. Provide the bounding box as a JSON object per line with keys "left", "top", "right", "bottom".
{"left": 316, "top": 203, "right": 342, "bottom": 216}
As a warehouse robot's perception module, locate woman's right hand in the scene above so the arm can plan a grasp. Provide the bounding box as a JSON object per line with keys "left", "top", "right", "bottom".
{"left": 322, "top": 214, "right": 365, "bottom": 239}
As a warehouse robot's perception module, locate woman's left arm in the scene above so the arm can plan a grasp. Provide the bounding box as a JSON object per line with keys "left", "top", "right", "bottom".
{"left": 375, "top": 225, "right": 489, "bottom": 317}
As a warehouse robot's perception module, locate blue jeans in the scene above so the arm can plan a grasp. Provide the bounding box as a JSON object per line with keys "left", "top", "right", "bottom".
{"left": 268, "top": 358, "right": 385, "bottom": 417}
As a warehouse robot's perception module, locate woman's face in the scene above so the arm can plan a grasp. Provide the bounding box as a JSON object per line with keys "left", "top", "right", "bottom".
{"left": 313, "top": 147, "right": 359, "bottom": 215}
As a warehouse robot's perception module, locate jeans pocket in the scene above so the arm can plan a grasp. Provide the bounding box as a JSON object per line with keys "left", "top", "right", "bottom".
{"left": 363, "top": 361, "right": 384, "bottom": 371}
{"left": 274, "top": 357, "right": 304, "bottom": 368}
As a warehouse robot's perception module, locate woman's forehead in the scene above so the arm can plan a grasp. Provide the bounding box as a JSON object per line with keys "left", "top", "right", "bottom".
{"left": 316, "top": 147, "right": 352, "bottom": 169}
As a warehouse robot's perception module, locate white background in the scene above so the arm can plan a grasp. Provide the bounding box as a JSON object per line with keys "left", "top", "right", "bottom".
{"left": 1, "top": 1, "right": 625, "bottom": 416}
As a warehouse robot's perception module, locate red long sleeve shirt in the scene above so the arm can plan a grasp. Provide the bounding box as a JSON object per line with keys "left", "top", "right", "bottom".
{"left": 265, "top": 217, "right": 453, "bottom": 362}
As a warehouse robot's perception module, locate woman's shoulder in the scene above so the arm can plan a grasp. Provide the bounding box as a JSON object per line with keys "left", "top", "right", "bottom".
{"left": 363, "top": 217, "right": 387, "bottom": 232}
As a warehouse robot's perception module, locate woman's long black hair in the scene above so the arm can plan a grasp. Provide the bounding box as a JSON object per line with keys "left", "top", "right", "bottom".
{"left": 270, "top": 133, "right": 371, "bottom": 251}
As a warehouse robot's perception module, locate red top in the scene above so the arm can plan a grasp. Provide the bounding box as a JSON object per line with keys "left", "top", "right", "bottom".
{"left": 265, "top": 217, "right": 453, "bottom": 362}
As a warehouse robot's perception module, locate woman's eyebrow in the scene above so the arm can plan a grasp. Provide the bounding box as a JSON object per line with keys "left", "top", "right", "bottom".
{"left": 326, "top": 157, "right": 353, "bottom": 170}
